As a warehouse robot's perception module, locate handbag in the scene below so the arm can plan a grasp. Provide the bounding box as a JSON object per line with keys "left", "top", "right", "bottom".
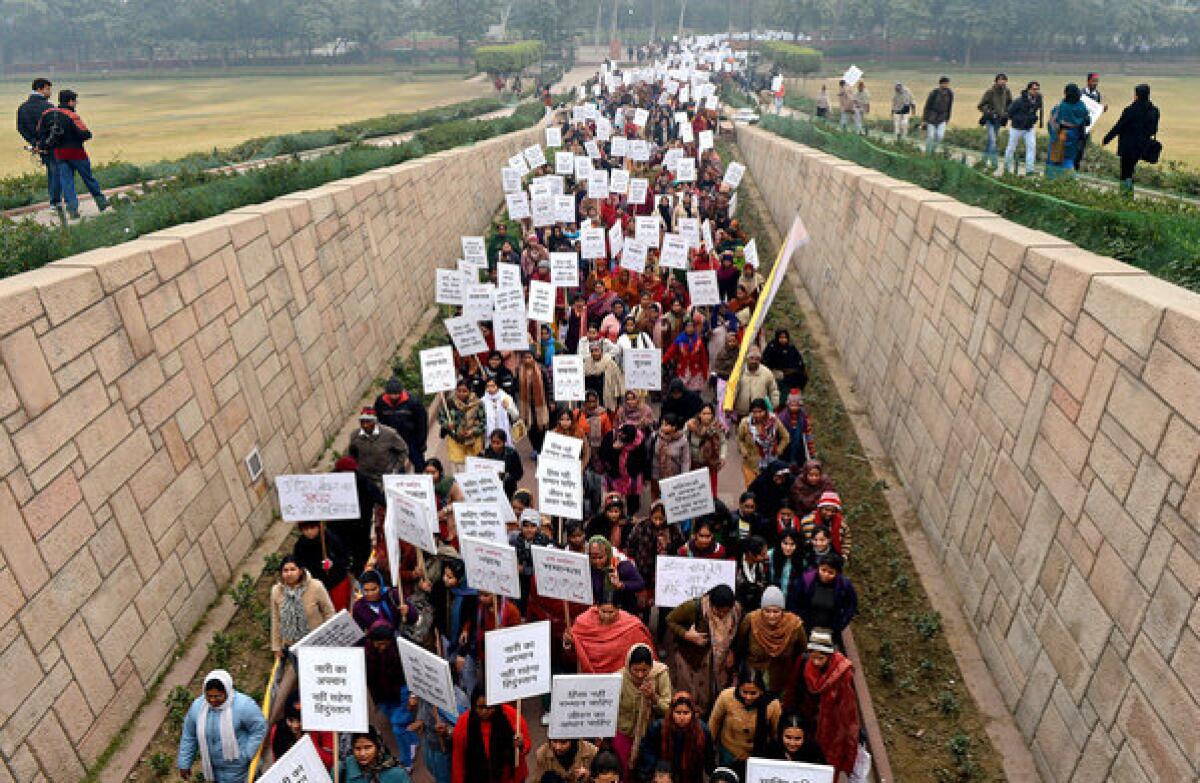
{"left": 1143, "top": 137, "right": 1162, "bottom": 164}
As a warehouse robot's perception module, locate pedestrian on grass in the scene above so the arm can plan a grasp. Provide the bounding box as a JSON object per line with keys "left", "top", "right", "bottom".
{"left": 815, "top": 85, "right": 831, "bottom": 120}
{"left": 852, "top": 81, "right": 870, "bottom": 134}
{"left": 1102, "top": 84, "right": 1160, "bottom": 194}
{"left": 922, "top": 76, "right": 954, "bottom": 155}
{"left": 836, "top": 80, "right": 854, "bottom": 130}
{"left": 1004, "top": 81, "right": 1044, "bottom": 175}
{"left": 35, "top": 89, "right": 109, "bottom": 220}
{"left": 1046, "top": 83, "right": 1091, "bottom": 178}
{"left": 15, "top": 78, "right": 63, "bottom": 221}
{"left": 890, "top": 82, "right": 915, "bottom": 139}
{"left": 976, "top": 73, "right": 1012, "bottom": 169}
{"left": 1075, "top": 72, "right": 1107, "bottom": 169}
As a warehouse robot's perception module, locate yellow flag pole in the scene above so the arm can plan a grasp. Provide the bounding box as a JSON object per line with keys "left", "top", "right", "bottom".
{"left": 246, "top": 655, "right": 282, "bottom": 779}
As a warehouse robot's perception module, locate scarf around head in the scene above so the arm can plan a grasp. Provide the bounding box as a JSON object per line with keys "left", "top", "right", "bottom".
{"left": 195, "top": 669, "right": 239, "bottom": 781}
{"left": 575, "top": 608, "right": 655, "bottom": 674}
{"left": 619, "top": 642, "right": 667, "bottom": 765}
{"left": 749, "top": 608, "right": 802, "bottom": 658}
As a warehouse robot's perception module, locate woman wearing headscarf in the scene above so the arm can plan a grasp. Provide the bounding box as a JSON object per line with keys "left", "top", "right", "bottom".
{"left": 517, "top": 351, "right": 551, "bottom": 455}
{"left": 270, "top": 556, "right": 335, "bottom": 657}
{"left": 736, "top": 399, "right": 790, "bottom": 487}
{"left": 292, "top": 520, "right": 353, "bottom": 611}
{"left": 584, "top": 340, "right": 626, "bottom": 412}
{"left": 587, "top": 279, "right": 620, "bottom": 323}
{"left": 586, "top": 534, "right": 645, "bottom": 612}
{"left": 439, "top": 380, "right": 485, "bottom": 474}
{"left": 176, "top": 670, "right": 267, "bottom": 782}
{"left": 708, "top": 666, "right": 781, "bottom": 774}
{"left": 599, "top": 423, "right": 650, "bottom": 516}
{"left": 451, "top": 685, "right": 531, "bottom": 783}
{"left": 736, "top": 586, "right": 807, "bottom": 692}
{"left": 635, "top": 691, "right": 715, "bottom": 783}
{"left": 1045, "top": 83, "right": 1091, "bottom": 178}
{"left": 431, "top": 559, "right": 479, "bottom": 688}
{"left": 613, "top": 643, "right": 673, "bottom": 774}
{"left": 665, "top": 584, "right": 742, "bottom": 716}
{"left": 793, "top": 553, "right": 858, "bottom": 651}
{"left": 761, "top": 329, "right": 807, "bottom": 392}
{"left": 480, "top": 376, "right": 519, "bottom": 447}
{"left": 269, "top": 691, "right": 334, "bottom": 769}
{"left": 685, "top": 403, "right": 727, "bottom": 495}
{"left": 783, "top": 629, "right": 859, "bottom": 780}
{"left": 564, "top": 595, "right": 657, "bottom": 674}
{"left": 615, "top": 390, "right": 656, "bottom": 436}
{"left": 789, "top": 459, "right": 836, "bottom": 520}
{"left": 343, "top": 727, "right": 413, "bottom": 783}
{"left": 649, "top": 414, "right": 691, "bottom": 498}
{"left": 663, "top": 319, "right": 709, "bottom": 394}
{"left": 716, "top": 252, "right": 740, "bottom": 302}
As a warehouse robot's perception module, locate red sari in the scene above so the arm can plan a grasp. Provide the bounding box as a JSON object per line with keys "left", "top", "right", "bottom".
{"left": 804, "top": 653, "right": 860, "bottom": 778}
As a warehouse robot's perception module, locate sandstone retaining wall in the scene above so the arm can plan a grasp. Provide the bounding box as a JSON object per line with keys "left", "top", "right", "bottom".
{"left": 738, "top": 124, "right": 1200, "bottom": 782}
{"left": 0, "top": 124, "right": 541, "bottom": 781}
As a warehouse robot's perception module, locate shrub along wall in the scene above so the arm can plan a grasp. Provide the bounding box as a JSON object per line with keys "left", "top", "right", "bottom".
{"left": 737, "top": 123, "right": 1200, "bottom": 782}
{"left": 0, "top": 118, "right": 544, "bottom": 782}
{"left": 474, "top": 40, "right": 545, "bottom": 74}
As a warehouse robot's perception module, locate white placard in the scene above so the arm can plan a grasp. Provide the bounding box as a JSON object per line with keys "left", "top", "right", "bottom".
{"left": 501, "top": 167, "right": 521, "bottom": 193}
{"left": 485, "top": 620, "right": 552, "bottom": 705}
{"left": 585, "top": 140, "right": 601, "bottom": 159}
{"left": 610, "top": 168, "right": 630, "bottom": 195}
{"left": 623, "top": 347, "right": 661, "bottom": 391}
{"left": 621, "top": 238, "right": 647, "bottom": 274}
{"left": 745, "top": 757, "right": 837, "bottom": 783}
{"left": 453, "top": 502, "right": 509, "bottom": 543}
{"left": 587, "top": 169, "right": 610, "bottom": 200}
{"left": 527, "top": 279, "right": 557, "bottom": 323}
{"left": 680, "top": 121, "right": 695, "bottom": 144}
{"left": 580, "top": 227, "right": 607, "bottom": 260}
{"left": 383, "top": 473, "right": 437, "bottom": 523}
{"left": 701, "top": 219, "right": 715, "bottom": 252}
{"left": 436, "top": 268, "right": 465, "bottom": 306}
{"left": 524, "top": 144, "right": 547, "bottom": 169}
{"left": 445, "top": 316, "right": 488, "bottom": 356}
{"left": 628, "top": 177, "right": 649, "bottom": 205}
{"left": 729, "top": 192, "right": 738, "bottom": 217}
{"left": 660, "top": 233, "right": 689, "bottom": 269}
{"left": 537, "top": 456, "right": 583, "bottom": 520}
{"left": 660, "top": 468, "right": 716, "bottom": 523}
{"left": 607, "top": 222, "right": 625, "bottom": 258}
{"left": 465, "top": 456, "right": 506, "bottom": 473}
{"left": 460, "top": 535, "right": 522, "bottom": 600}
{"left": 258, "top": 735, "right": 333, "bottom": 783}
{"left": 610, "top": 136, "right": 628, "bottom": 158}
{"left": 687, "top": 270, "right": 721, "bottom": 306}
{"left": 596, "top": 117, "right": 612, "bottom": 141}
{"left": 663, "top": 148, "right": 684, "bottom": 169}
{"left": 456, "top": 471, "right": 516, "bottom": 522}
{"left": 549, "top": 674, "right": 622, "bottom": 740}
{"left": 550, "top": 252, "right": 580, "bottom": 288}
{"left": 633, "top": 108, "right": 650, "bottom": 127}
{"left": 457, "top": 257, "right": 484, "bottom": 284}
{"left": 545, "top": 127, "right": 563, "bottom": 148}
{"left": 531, "top": 546, "right": 592, "bottom": 605}
{"left": 297, "top": 646, "right": 369, "bottom": 733}
{"left": 743, "top": 237, "right": 759, "bottom": 269}
{"left": 507, "top": 152, "right": 530, "bottom": 178}
{"left": 722, "top": 161, "right": 746, "bottom": 190}
{"left": 553, "top": 354, "right": 585, "bottom": 401}
{"left": 554, "top": 194, "right": 576, "bottom": 224}
{"left": 635, "top": 215, "right": 660, "bottom": 248}
{"left": 705, "top": 95, "right": 719, "bottom": 110}
{"left": 698, "top": 129, "right": 714, "bottom": 152}
{"left": 654, "top": 555, "right": 736, "bottom": 608}
{"left": 276, "top": 473, "right": 360, "bottom": 522}
{"left": 678, "top": 217, "right": 700, "bottom": 249}
{"left": 532, "top": 196, "right": 556, "bottom": 228}
{"left": 630, "top": 140, "right": 651, "bottom": 162}
{"left": 842, "top": 65, "right": 863, "bottom": 87}
{"left": 418, "top": 346, "right": 457, "bottom": 394}
{"left": 555, "top": 151, "right": 574, "bottom": 176}
{"left": 1081, "top": 95, "right": 1104, "bottom": 135}
{"left": 675, "top": 158, "right": 697, "bottom": 182}
{"left": 463, "top": 284, "right": 495, "bottom": 322}
{"left": 771, "top": 75, "right": 784, "bottom": 92}
{"left": 461, "top": 236, "right": 486, "bottom": 265}
{"left": 292, "top": 610, "right": 366, "bottom": 649}
{"left": 505, "top": 191, "right": 531, "bottom": 220}
{"left": 493, "top": 285, "right": 525, "bottom": 314}
{"left": 493, "top": 311, "right": 529, "bottom": 352}
{"left": 396, "top": 637, "right": 459, "bottom": 717}
{"left": 497, "top": 262, "right": 521, "bottom": 291}
{"left": 574, "top": 155, "right": 593, "bottom": 181}
{"left": 386, "top": 487, "right": 437, "bottom": 568}
{"left": 541, "top": 431, "right": 583, "bottom": 461}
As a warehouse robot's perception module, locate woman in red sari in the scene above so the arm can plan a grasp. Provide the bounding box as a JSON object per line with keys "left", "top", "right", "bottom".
{"left": 663, "top": 319, "right": 709, "bottom": 394}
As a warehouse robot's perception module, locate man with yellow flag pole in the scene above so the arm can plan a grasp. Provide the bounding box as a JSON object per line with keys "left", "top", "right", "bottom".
{"left": 722, "top": 213, "right": 811, "bottom": 419}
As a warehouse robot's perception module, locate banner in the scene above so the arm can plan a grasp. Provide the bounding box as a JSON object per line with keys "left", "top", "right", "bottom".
{"left": 419, "top": 346, "right": 457, "bottom": 394}
{"left": 659, "top": 468, "right": 715, "bottom": 522}
{"left": 397, "top": 636, "right": 459, "bottom": 717}
{"left": 548, "top": 674, "right": 622, "bottom": 739}
{"left": 292, "top": 610, "right": 365, "bottom": 649}
{"left": 258, "top": 735, "right": 332, "bottom": 783}
{"left": 553, "top": 355, "right": 585, "bottom": 401}
{"left": 276, "top": 473, "right": 360, "bottom": 522}
{"left": 723, "top": 213, "right": 810, "bottom": 411}
{"left": 654, "top": 555, "right": 736, "bottom": 608}
{"left": 623, "top": 348, "right": 661, "bottom": 391}
{"left": 297, "top": 646, "right": 369, "bottom": 733}
{"left": 485, "top": 621, "right": 552, "bottom": 705}
{"left": 537, "top": 456, "right": 583, "bottom": 520}
{"left": 452, "top": 501, "right": 509, "bottom": 543}
{"left": 460, "top": 535, "right": 522, "bottom": 599}
{"left": 531, "top": 545, "right": 592, "bottom": 605}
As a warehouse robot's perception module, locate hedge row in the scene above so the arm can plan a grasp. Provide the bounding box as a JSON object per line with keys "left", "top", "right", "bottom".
{"left": 475, "top": 41, "right": 545, "bottom": 75}
{"left": 759, "top": 42, "right": 823, "bottom": 77}
{"left": 759, "top": 114, "right": 1200, "bottom": 292}
{"left": 0, "top": 100, "right": 548, "bottom": 279}
{"left": 0, "top": 96, "right": 507, "bottom": 211}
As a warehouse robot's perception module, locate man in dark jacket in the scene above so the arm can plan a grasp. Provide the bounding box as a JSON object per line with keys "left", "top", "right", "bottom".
{"left": 976, "top": 74, "right": 1012, "bottom": 169}
{"left": 16, "top": 78, "right": 63, "bottom": 220}
{"left": 1075, "top": 72, "right": 1107, "bottom": 169}
{"left": 922, "top": 76, "right": 954, "bottom": 155}
{"left": 374, "top": 377, "right": 428, "bottom": 472}
{"left": 1102, "top": 84, "right": 1160, "bottom": 193}
{"left": 36, "top": 89, "right": 109, "bottom": 219}
{"left": 1004, "top": 81, "right": 1044, "bottom": 175}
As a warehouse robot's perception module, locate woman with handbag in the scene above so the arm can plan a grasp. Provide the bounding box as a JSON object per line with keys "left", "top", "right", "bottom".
{"left": 1102, "top": 84, "right": 1160, "bottom": 194}
{"left": 1045, "top": 83, "right": 1091, "bottom": 179}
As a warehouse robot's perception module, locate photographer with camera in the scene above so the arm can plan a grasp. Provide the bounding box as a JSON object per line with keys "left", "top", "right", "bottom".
{"left": 977, "top": 73, "right": 1012, "bottom": 170}
{"left": 15, "top": 78, "right": 64, "bottom": 221}
{"left": 35, "top": 89, "right": 109, "bottom": 221}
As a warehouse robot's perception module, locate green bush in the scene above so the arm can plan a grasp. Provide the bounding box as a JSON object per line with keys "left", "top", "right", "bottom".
{"left": 475, "top": 41, "right": 545, "bottom": 75}
{"left": 760, "top": 114, "right": 1200, "bottom": 290}
{"left": 0, "top": 100, "right": 549, "bottom": 278}
{"left": 759, "top": 41, "right": 823, "bottom": 77}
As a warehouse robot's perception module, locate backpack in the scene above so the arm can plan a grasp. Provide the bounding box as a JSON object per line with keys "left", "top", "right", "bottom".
{"left": 35, "top": 108, "right": 66, "bottom": 151}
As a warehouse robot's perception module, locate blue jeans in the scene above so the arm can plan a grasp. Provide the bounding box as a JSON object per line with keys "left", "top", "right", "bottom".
{"left": 57, "top": 157, "right": 104, "bottom": 211}
{"left": 42, "top": 156, "right": 62, "bottom": 206}
{"left": 983, "top": 120, "right": 1001, "bottom": 165}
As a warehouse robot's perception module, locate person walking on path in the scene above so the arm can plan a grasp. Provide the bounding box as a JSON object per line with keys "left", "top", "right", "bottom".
{"left": 976, "top": 73, "right": 1012, "bottom": 169}
{"left": 890, "top": 82, "right": 915, "bottom": 139}
{"left": 815, "top": 85, "right": 831, "bottom": 120}
{"left": 35, "top": 89, "right": 109, "bottom": 220}
{"left": 176, "top": 670, "right": 268, "bottom": 782}
{"left": 1004, "top": 81, "right": 1044, "bottom": 175}
{"left": 922, "top": 76, "right": 954, "bottom": 155}
{"left": 1075, "top": 72, "right": 1107, "bottom": 169}
{"left": 852, "top": 81, "right": 870, "bottom": 134}
{"left": 836, "top": 81, "right": 854, "bottom": 130}
{"left": 1102, "top": 84, "right": 1160, "bottom": 194}
{"left": 15, "top": 78, "right": 62, "bottom": 221}
{"left": 1046, "top": 83, "right": 1091, "bottom": 179}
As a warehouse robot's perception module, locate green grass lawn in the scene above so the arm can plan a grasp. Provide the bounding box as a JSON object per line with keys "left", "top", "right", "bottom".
{"left": 2, "top": 66, "right": 493, "bottom": 177}
{"left": 785, "top": 61, "right": 1200, "bottom": 166}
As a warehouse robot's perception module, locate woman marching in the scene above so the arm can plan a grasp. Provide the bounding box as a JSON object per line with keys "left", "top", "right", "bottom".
{"left": 664, "top": 583, "right": 742, "bottom": 716}
{"left": 175, "top": 670, "right": 268, "bottom": 782}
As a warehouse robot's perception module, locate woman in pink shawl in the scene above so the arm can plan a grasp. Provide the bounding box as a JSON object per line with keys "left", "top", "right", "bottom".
{"left": 563, "top": 594, "right": 655, "bottom": 674}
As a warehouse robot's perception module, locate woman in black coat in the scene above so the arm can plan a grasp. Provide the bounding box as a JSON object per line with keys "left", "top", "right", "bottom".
{"left": 1102, "top": 84, "right": 1160, "bottom": 193}
{"left": 761, "top": 329, "right": 808, "bottom": 392}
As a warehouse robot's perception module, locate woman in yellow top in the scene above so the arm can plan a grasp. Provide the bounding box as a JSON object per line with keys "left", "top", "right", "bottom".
{"left": 708, "top": 665, "right": 782, "bottom": 775}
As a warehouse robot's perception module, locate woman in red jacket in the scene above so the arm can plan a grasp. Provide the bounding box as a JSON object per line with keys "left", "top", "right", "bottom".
{"left": 451, "top": 685, "right": 531, "bottom": 783}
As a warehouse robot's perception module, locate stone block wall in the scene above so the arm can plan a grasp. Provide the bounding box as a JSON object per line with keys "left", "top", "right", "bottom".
{"left": 0, "top": 124, "right": 540, "bottom": 781}
{"left": 738, "top": 125, "right": 1200, "bottom": 782}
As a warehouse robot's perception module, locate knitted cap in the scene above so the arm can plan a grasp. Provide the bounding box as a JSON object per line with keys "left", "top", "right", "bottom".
{"left": 817, "top": 491, "right": 842, "bottom": 511}
{"left": 359, "top": 407, "right": 377, "bottom": 421}
{"left": 761, "top": 586, "right": 785, "bottom": 609}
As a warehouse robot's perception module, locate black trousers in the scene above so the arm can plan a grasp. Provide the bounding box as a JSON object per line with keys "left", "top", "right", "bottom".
{"left": 1120, "top": 155, "right": 1138, "bottom": 181}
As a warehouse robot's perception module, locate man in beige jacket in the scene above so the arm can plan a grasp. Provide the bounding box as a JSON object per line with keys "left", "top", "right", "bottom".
{"left": 732, "top": 347, "right": 781, "bottom": 418}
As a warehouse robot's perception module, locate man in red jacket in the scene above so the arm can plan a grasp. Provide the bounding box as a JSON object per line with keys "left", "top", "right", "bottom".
{"left": 36, "top": 89, "right": 109, "bottom": 219}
